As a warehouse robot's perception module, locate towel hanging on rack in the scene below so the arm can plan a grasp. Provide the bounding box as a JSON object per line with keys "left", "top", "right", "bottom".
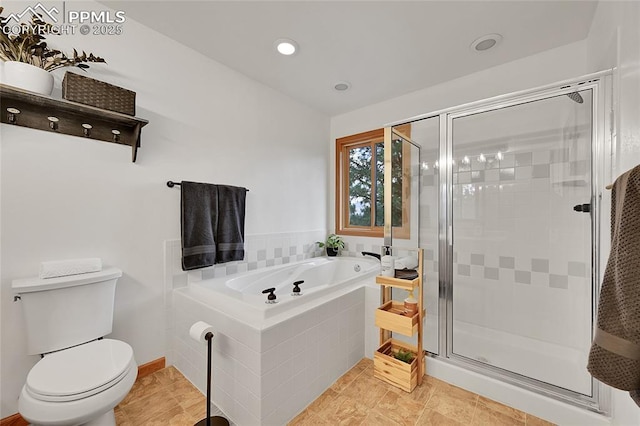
{"left": 179, "top": 181, "right": 248, "bottom": 270}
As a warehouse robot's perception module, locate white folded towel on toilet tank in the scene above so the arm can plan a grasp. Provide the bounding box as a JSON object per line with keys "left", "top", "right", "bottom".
{"left": 39, "top": 258, "right": 102, "bottom": 279}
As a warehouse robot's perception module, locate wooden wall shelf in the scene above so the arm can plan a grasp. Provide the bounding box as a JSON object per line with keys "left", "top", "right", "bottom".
{"left": 0, "top": 84, "right": 149, "bottom": 162}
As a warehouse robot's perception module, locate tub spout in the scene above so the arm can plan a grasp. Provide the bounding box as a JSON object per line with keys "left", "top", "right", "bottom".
{"left": 361, "top": 251, "right": 381, "bottom": 261}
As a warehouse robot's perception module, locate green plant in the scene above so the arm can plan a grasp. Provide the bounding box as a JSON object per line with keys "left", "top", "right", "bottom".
{"left": 318, "top": 234, "right": 345, "bottom": 250}
{"left": 393, "top": 349, "right": 415, "bottom": 364}
{"left": 0, "top": 7, "right": 105, "bottom": 71}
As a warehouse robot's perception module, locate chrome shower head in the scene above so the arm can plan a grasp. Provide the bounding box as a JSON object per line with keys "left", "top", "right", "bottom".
{"left": 566, "top": 92, "right": 584, "bottom": 104}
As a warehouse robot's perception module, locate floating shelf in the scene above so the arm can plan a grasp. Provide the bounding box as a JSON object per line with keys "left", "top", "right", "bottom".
{"left": 0, "top": 84, "right": 149, "bottom": 162}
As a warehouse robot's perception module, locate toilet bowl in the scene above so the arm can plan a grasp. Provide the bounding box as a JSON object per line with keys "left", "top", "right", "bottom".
{"left": 18, "top": 339, "right": 137, "bottom": 426}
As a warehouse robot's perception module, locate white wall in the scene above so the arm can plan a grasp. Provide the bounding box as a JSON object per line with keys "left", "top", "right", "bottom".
{"left": 586, "top": 2, "right": 640, "bottom": 425}
{"left": 0, "top": 1, "right": 328, "bottom": 417}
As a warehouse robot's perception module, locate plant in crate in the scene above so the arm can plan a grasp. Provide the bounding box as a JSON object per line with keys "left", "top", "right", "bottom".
{"left": 393, "top": 348, "right": 415, "bottom": 364}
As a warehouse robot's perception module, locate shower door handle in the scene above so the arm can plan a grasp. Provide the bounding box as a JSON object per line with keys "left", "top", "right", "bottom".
{"left": 573, "top": 203, "right": 591, "bottom": 213}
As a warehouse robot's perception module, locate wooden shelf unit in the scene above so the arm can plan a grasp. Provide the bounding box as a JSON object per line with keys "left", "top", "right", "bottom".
{"left": 374, "top": 247, "right": 424, "bottom": 392}
{"left": 0, "top": 84, "right": 149, "bottom": 162}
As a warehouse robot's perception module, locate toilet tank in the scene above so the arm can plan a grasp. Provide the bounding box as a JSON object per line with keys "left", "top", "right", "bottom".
{"left": 12, "top": 268, "right": 123, "bottom": 355}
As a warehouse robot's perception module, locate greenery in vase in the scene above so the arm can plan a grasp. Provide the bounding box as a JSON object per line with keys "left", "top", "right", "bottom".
{"left": 0, "top": 7, "right": 106, "bottom": 71}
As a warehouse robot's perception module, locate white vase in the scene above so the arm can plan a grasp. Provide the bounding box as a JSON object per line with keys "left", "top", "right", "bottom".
{"left": 2, "top": 61, "right": 54, "bottom": 95}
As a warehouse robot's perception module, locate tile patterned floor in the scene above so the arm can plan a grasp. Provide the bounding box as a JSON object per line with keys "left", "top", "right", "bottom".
{"left": 115, "top": 359, "right": 556, "bottom": 426}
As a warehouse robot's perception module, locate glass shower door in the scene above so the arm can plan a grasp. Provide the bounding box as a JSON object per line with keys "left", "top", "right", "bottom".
{"left": 448, "top": 89, "right": 594, "bottom": 396}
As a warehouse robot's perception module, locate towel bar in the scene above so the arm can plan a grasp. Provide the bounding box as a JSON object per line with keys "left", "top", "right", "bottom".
{"left": 167, "top": 181, "right": 249, "bottom": 191}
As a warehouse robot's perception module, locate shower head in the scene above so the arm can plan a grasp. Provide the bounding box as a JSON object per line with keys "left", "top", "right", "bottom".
{"left": 566, "top": 92, "right": 584, "bottom": 104}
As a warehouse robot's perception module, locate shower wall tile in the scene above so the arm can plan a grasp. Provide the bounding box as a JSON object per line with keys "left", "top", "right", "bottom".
{"left": 531, "top": 259, "right": 549, "bottom": 273}
{"left": 515, "top": 152, "right": 533, "bottom": 167}
{"left": 532, "top": 164, "right": 550, "bottom": 178}
{"left": 499, "top": 256, "right": 515, "bottom": 269}
{"left": 568, "top": 261, "right": 587, "bottom": 277}
{"left": 549, "top": 274, "right": 569, "bottom": 289}
{"left": 499, "top": 168, "right": 515, "bottom": 180}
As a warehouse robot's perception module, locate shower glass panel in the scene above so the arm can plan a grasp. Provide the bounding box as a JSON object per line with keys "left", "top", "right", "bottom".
{"left": 449, "top": 89, "right": 593, "bottom": 395}
{"left": 390, "top": 118, "right": 440, "bottom": 354}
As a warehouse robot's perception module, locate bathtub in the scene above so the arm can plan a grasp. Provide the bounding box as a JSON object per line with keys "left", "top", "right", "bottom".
{"left": 186, "top": 256, "right": 380, "bottom": 325}
{"left": 171, "top": 256, "right": 380, "bottom": 425}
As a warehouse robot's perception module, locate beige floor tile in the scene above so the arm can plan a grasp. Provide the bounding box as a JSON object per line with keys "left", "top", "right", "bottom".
{"left": 416, "top": 408, "right": 465, "bottom": 426}
{"left": 288, "top": 408, "right": 333, "bottom": 425}
{"left": 477, "top": 396, "right": 526, "bottom": 422}
{"left": 120, "top": 391, "right": 181, "bottom": 424}
{"left": 372, "top": 388, "right": 427, "bottom": 426}
{"left": 324, "top": 394, "right": 370, "bottom": 426}
{"left": 362, "top": 411, "right": 402, "bottom": 425}
{"left": 526, "top": 414, "right": 557, "bottom": 426}
{"left": 331, "top": 367, "right": 365, "bottom": 393}
{"left": 472, "top": 404, "right": 525, "bottom": 426}
{"left": 341, "top": 375, "right": 390, "bottom": 409}
{"left": 306, "top": 388, "right": 341, "bottom": 415}
{"left": 118, "top": 372, "right": 166, "bottom": 407}
{"left": 424, "top": 386, "right": 478, "bottom": 424}
{"left": 113, "top": 358, "right": 552, "bottom": 426}
{"left": 387, "top": 375, "right": 437, "bottom": 406}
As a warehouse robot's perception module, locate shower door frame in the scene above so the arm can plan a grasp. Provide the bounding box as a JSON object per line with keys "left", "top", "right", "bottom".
{"left": 388, "top": 70, "right": 613, "bottom": 414}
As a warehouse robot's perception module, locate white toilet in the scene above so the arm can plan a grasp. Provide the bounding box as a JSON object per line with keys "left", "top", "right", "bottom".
{"left": 12, "top": 268, "right": 137, "bottom": 426}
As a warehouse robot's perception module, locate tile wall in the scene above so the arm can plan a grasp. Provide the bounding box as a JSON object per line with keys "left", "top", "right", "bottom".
{"left": 164, "top": 230, "right": 379, "bottom": 424}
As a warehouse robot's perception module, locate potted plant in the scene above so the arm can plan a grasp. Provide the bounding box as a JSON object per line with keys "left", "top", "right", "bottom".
{"left": 0, "top": 7, "right": 106, "bottom": 95}
{"left": 318, "top": 234, "right": 345, "bottom": 257}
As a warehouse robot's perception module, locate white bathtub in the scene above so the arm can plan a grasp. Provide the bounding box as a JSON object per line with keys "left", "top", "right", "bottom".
{"left": 187, "top": 256, "right": 380, "bottom": 324}
{"left": 172, "top": 256, "right": 380, "bottom": 425}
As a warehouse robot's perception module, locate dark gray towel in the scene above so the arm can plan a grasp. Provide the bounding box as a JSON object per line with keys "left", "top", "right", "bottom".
{"left": 215, "top": 185, "right": 247, "bottom": 264}
{"left": 181, "top": 181, "right": 218, "bottom": 270}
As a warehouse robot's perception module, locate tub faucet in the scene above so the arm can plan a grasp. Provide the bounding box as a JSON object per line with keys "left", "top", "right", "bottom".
{"left": 292, "top": 280, "right": 304, "bottom": 296}
{"left": 262, "top": 288, "right": 277, "bottom": 304}
{"left": 361, "top": 251, "right": 381, "bottom": 261}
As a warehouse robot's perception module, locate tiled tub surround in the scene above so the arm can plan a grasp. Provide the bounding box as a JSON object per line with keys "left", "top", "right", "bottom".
{"left": 167, "top": 236, "right": 382, "bottom": 425}
{"left": 173, "top": 282, "right": 368, "bottom": 425}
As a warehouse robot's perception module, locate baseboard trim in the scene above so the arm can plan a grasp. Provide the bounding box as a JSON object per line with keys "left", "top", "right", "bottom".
{"left": 0, "top": 357, "right": 166, "bottom": 425}
{"left": 0, "top": 413, "right": 27, "bottom": 426}
{"left": 137, "top": 356, "right": 166, "bottom": 379}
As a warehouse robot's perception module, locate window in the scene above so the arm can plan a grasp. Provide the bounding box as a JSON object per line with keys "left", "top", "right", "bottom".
{"left": 335, "top": 125, "right": 411, "bottom": 238}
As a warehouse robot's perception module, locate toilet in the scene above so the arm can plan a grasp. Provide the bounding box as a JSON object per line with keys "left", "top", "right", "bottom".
{"left": 12, "top": 268, "right": 137, "bottom": 426}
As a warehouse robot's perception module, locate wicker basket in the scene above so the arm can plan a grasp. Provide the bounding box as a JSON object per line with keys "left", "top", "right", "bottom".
{"left": 62, "top": 72, "right": 136, "bottom": 116}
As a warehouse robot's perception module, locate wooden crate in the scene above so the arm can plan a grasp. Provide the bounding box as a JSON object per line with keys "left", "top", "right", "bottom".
{"left": 375, "top": 301, "right": 418, "bottom": 336}
{"left": 374, "top": 339, "right": 419, "bottom": 392}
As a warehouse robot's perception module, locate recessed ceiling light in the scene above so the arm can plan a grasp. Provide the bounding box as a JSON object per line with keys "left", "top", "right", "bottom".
{"left": 334, "top": 81, "right": 351, "bottom": 91}
{"left": 275, "top": 38, "right": 298, "bottom": 56}
{"left": 470, "top": 33, "right": 503, "bottom": 52}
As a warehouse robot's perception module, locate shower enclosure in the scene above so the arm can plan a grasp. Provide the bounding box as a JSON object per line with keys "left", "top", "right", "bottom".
{"left": 386, "top": 73, "right": 610, "bottom": 410}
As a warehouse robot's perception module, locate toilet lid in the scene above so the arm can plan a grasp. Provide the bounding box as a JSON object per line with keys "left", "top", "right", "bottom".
{"left": 26, "top": 339, "right": 134, "bottom": 402}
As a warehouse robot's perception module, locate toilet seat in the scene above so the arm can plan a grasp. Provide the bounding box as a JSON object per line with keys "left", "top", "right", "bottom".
{"left": 25, "top": 339, "right": 134, "bottom": 402}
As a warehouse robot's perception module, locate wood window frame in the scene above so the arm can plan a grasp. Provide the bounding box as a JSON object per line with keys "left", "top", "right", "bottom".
{"left": 335, "top": 125, "right": 411, "bottom": 238}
